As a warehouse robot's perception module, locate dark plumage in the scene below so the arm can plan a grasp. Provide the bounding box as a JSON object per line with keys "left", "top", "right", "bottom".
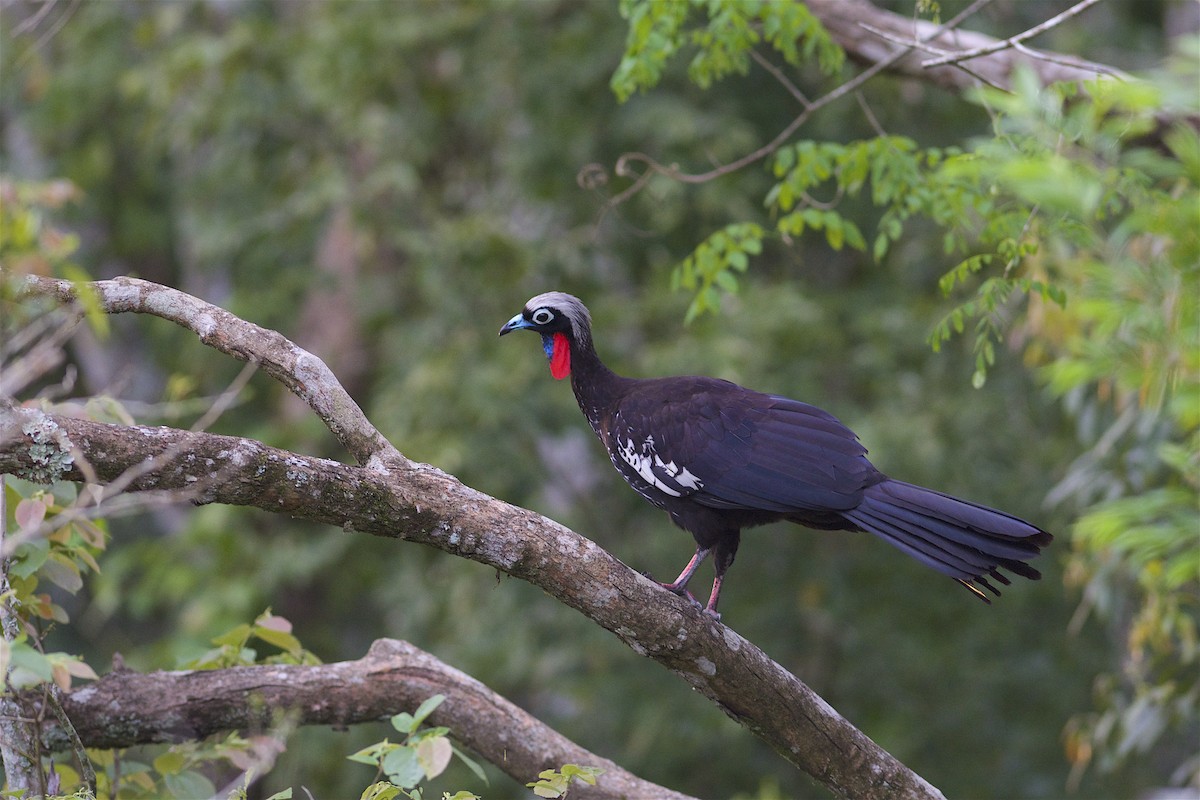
{"left": 500, "top": 291, "right": 1052, "bottom": 617}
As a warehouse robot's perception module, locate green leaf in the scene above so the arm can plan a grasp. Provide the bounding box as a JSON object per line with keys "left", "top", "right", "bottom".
{"left": 164, "top": 771, "right": 216, "bottom": 800}
{"left": 153, "top": 750, "right": 187, "bottom": 776}
{"left": 212, "top": 623, "right": 253, "bottom": 648}
{"left": 359, "top": 785, "right": 403, "bottom": 800}
{"left": 7, "top": 640, "right": 54, "bottom": 688}
{"left": 9, "top": 538, "right": 50, "bottom": 580}
{"left": 411, "top": 694, "right": 446, "bottom": 728}
{"left": 348, "top": 740, "right": 392, "bottom": 766}
{"left": 40, "top": 552, "right": 84, "bottom": 594}
{"left": 559, "top": 764, "right": 603, "bottom": 784}
{"left": 252, "top": 624, "right": 303, "bottom": 655}
{"left": 873, "top": 232, "right": 890, "bottom": 261}
{"left": 824, "top": 212, "right": 845, "bottom": 250}
{"left": 451, "top": 744, "right": 489, "bottom": 785}
{"left": 382, "top": 746, "right": 424, "bottom": 789}
{"left": 842, "top": 219, "right": 866, "bottom": 251}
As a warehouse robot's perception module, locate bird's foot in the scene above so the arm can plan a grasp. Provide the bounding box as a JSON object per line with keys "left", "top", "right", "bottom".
{"left": 644, "top": 571, "right": 718, "bottom": 618}
{"left": 656, "top": 579, "right": 703, "bottom": 609}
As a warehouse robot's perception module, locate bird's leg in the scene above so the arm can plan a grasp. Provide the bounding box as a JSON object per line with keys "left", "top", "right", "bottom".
{"left": 703, "top": 536, "right": 740, "bottom": 620}
{"left": 703, "top": 573, "right": 725, "bottom": 619}
{"left": 658, "top": 546, "right": 711, "bottom": 608}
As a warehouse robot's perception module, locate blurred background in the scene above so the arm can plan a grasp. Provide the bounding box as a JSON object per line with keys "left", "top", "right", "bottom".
{"left": 1, "top": 1, "right": 1194, "bottom": 798}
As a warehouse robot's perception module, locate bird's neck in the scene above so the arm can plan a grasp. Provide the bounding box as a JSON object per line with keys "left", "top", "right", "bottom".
{"left": 567, "top": 337, "right": 632, "bottom": 437}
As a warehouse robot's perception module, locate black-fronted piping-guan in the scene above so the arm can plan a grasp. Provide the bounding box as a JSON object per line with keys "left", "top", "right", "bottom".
{"left": 500, "top": 291, "right": 1052, "bottom": 617}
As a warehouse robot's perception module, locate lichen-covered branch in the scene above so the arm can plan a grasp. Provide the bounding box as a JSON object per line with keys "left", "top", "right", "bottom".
{"left": 41, "top": 638, "right": 695, "bottom": 800}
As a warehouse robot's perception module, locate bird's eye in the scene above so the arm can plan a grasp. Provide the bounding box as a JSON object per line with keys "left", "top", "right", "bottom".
{"left": 531, "top": 308, "right": 555, "bottom": 326}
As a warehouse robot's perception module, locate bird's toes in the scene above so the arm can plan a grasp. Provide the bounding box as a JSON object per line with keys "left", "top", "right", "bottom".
{"left": 658, "top": 582, "right": 702, "bottom": 608}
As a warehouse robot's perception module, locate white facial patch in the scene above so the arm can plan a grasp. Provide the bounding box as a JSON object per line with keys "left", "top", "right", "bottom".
{"left": 618, "top": 436, "right": 703, "bottom": 497}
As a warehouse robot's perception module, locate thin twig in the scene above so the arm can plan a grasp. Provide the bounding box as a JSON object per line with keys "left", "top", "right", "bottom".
{"left": 15, "top": 0, "right": 81, "bottom": 68}
{"left": 930, "top": 0, "right": 997, "bottom": 37}
{"left": 1010, "top": 41, "right": 1126, "bottom": 80}
{"left": 855, "top": 91, "right": 888, "bottom": 139}
{"left": 921, "top": 0, "right": 1105, "bottom": 68}
{"left": 190, "top": 359, "right": 259, "bottom": 433}
{"left": 11, "top": 0, "right": 59, "bottom": 37}
{"left": 0, "top": 309, "right": 83, "bottom": 397}
{"left": 45, "top": 686, "right": 96, "bottom": 794}
{"left": 859, "top": 21, "right": 955, "bottom": 57}
{"left": 857, "top": 18, "right": 1010, "bottom": 93}
{"left": 749, "top": 48, "right": 811, "bottom": 107}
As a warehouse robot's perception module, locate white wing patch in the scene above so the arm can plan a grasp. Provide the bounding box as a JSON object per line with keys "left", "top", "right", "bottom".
{"left": 618, "top": 435, "right": 703, "bottom": 498}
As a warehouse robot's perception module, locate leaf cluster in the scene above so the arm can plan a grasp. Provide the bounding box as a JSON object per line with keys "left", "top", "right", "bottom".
{"left": 182, "top": 608, "right": 320, "bottom": 670}
{"left": 349, "top": 694, "right": 486, "bottom": 800}
{"left": 526, "top": 764, "right": 604, "bottom": 798}
{"left": 611, "top": 0, "right": 842, "bottom": 102}
{"left": 3, "top": 480, "right": 105, "bottom": 691}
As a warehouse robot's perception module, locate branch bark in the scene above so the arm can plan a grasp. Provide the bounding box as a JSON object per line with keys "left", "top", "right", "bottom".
{"left": 37, "top": 638, "right": 696, "bottom": 800}
{"left": 1, "top": 273, "right": 946, "bottom": 800}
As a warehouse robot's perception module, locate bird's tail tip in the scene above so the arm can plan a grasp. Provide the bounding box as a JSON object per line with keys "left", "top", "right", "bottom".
{"left": 851, "top": 479, "right": 1051, "bottom": 602}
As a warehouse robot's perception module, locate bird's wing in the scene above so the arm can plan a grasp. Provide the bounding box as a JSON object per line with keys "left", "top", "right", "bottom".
{"left": 610, "top": 378, "right": 876, "bottom": 512}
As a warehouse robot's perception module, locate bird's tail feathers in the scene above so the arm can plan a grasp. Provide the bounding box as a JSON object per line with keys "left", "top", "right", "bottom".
{"left": 845, "top": 479, "right": 1052, "bottom": 603}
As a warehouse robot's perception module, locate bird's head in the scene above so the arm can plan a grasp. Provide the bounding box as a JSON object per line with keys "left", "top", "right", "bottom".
{"left": 498, "top": 291, "right": 592, "bottom": 380}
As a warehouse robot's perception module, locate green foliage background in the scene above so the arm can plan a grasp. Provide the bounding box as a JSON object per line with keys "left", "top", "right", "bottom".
{"left": 2, "top": 1, "right": 1195, "bottom": 798}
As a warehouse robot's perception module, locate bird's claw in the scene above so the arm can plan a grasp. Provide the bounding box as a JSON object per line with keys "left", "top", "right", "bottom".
{"left": 645, "top": 572, "right": 720, "bottom": 619}
{"left": 657, "top": 580, "right": 702, "bottom": 609}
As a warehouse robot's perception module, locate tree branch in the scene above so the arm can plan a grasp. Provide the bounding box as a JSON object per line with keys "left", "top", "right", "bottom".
{"left": 12, "top": 274, "right": 399, "bottom": 466}
{"left": 37, "top": 638, "right": 695, "bottom": 800}
{"left": 0, "top": 273, "right": 946, "bottom": 800}
{"left": 805, "top": 0, "right": 1130, "bottom": 92}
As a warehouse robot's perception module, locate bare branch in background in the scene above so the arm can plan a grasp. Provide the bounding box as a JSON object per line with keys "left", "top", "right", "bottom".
{"left": 920, "top": 0, "right": 1112, "bottom": 71}
{"left": 41, "top": 638, "right": 698, "bottom": 800}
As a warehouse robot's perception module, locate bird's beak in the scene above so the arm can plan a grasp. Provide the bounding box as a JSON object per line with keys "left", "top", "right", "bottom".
{"left": 498, "top": 313, "right": 530, "bottom": 336}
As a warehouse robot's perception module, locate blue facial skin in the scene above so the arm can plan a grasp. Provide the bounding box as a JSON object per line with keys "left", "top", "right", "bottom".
{"left": 498, "top": 313, "right": 556, "bottom": 365}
